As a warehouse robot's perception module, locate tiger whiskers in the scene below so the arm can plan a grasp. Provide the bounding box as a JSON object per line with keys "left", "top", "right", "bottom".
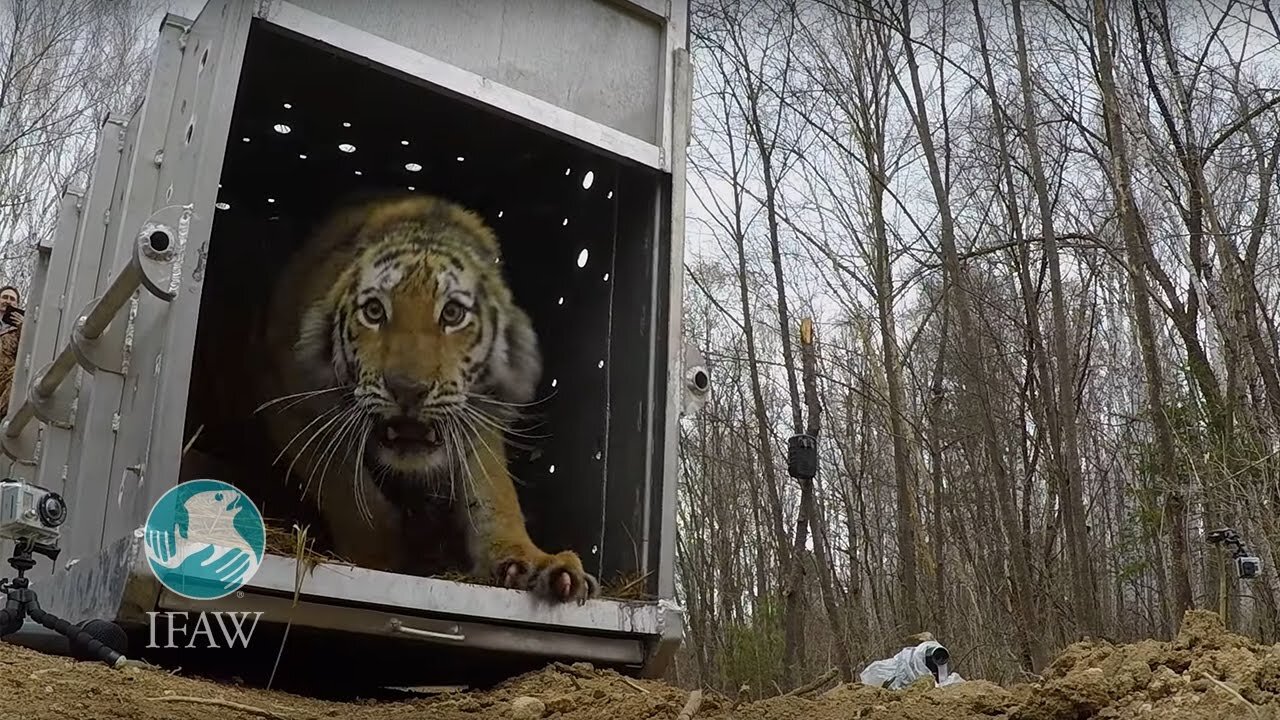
{"left": 452, "top": 408, "right": 526, "bottom": 490}
{"left": 442, "top": 416, "right": 479, "bottom": 533}
{"left": 352, "top": 419, "right": 375, "bottom": 526}
{"left": 273, "top": 402, "right": 348, "bottom": 467}
{"left": 307, "top": 404, "right": 364, "bottom": 504}
{"left": 460, "top": 403, "right": 548, "bottom": 446}
{"left": 466, "top": 390, "right": 557, "bottom": 410}
{"left": 283, "top": 401, "right": 358, "bottom": 497}
{"left": 445, "top": 413, "right": 486, "bottom": 535}
{"left": 255, "top": 385, "right": 353, "bottom": 414}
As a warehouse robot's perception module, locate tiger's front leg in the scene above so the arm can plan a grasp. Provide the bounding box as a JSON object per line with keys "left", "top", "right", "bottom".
{"left": 459, "top": 425, "right": 599, "bottom": 603}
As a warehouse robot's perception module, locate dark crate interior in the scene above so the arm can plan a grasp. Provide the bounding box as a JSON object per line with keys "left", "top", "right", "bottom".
{"left": 182, "top": 19, "right": 667, "bottom": 595}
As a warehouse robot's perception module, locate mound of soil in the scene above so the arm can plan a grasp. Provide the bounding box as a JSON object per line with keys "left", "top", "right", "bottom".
{"left": 0, "top": 610, "right": 1276, "bottom": 719}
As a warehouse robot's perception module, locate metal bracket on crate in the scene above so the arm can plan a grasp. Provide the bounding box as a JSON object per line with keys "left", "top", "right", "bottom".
{"left": 679, "top": 341, "right": 709, "bottom": 418}
{"left": 1, "top": 207, "right": 187, "bottom": 461}
{"left": 72, "top": 212, "right": 182, "bottom": 374}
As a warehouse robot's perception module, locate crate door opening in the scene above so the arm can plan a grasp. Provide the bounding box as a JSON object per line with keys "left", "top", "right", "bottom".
{"left": 181, "top": 21, "right": 661, "bottom": 599}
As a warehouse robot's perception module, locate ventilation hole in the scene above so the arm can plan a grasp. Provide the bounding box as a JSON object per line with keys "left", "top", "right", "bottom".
{"left": 582, "top": 171, "right": 594, "bottom": 189}
{"left": 405, "top": 162, "right": 422, "bottom": 172}
{"left": 299, "top": 154, "right": 307, "bottom": 159}
{"left": 342, "top": 121, "right": 352, "bottom": 128}
{"left": 551, "top": 378, "right": 558, "bottom": 388}
{"left": 548, "top": 464, "right": 556, "bottom": 474}
{"left": 557, "top": 297, "right": 564, "bottom": 305}
{"left": 283, "top": 102, "right": 292, "bottom": 109}
{"left": 273, "top": 123, "right": 291, "bottom": 134}
{"left": 597, "top": 359, "right": 605, "bottom": 369}
{"left": 185, "top": 122, "right": 194, "bottom": 144}
{"left": 215, "top": 202, "right": 230, "bottom": 210}
{"left": 199, "top": 48, "right": 209, "bottom": 69}
{"left": 147, "top": 230, "right": 171, "bottom": 252}
{"left": 607, "top": 190, "right": 614, "bottom": 199}
{"left": 603, "top": 273, "right": 610, "bottom": 281}
{"left": 456, "top": 156, "right": 465, "bottom": 162}
{"left": 576, "top": 248, "right": 589, "bottom": 267}
{"left": 693, "top": 369, "right": 709, "bottom": 391}
{"left": 401, "top": 139, "right": 410, "bottom": 146}
{"left": 338, "top": 143, "right": 356, "bottom": 153}
{"left": 267, "top": 198, "right": 276, "bottom": 203}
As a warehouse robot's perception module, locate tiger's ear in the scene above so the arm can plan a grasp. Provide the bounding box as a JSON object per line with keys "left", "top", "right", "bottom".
{"left": 489, "top": 305, "right": 541, "bottom": 405}
{"left": 294, "top": 299, "right": 340, "bottom": 384}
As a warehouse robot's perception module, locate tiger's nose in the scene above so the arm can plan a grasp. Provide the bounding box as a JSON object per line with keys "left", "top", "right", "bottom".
{"left": 383, "top": 372, "right": 429, "bottom": 410}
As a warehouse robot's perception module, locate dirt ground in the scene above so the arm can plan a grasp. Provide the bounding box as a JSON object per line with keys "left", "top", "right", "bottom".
{"left": 1, "top": 610, "right": 1277, "bottom": 720}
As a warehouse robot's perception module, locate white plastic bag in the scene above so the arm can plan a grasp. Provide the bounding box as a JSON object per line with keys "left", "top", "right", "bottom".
{"left": 858, "top": 640, "right": 964, "bottom": 690}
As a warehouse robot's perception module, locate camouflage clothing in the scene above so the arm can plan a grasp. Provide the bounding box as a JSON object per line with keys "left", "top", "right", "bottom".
{"left": 0, "top": 325, "right": 20, "bottom": 418}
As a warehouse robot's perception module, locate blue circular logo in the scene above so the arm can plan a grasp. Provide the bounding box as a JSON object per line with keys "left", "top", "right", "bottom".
{"left": 142, "top": 479, "right": 266, "bottom": 601}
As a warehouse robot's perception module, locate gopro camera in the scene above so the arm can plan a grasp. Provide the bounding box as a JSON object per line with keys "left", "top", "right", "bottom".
{"left": 1206, "top": 527, "right": 1263, "bottom": 580}
{"left": 0, "top": 480, "right": 67, "bottom": 545}
{"left": 1237, "top": 555, "right": 1262, "bottom": 580}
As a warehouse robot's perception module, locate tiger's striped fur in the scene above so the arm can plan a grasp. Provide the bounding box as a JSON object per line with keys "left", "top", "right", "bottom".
{"left": 250, "top": 194, "right": 597, "bottom": 603}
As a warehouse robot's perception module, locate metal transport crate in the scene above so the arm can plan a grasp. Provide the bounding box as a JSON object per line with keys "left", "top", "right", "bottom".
{"left": 0, "top": 0, "right": 692, "bottom": 683}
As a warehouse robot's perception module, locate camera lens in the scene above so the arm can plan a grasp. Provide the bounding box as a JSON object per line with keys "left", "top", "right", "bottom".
{"left": 930, "top": 647, "right": 949, "bottom": 665}
{"left": 37, "top": 492, "right": 67, "bottom": 527}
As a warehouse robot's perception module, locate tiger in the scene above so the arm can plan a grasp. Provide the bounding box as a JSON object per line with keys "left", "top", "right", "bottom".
{"left": 246, "top": 193, "right": 598, "bottom": 603}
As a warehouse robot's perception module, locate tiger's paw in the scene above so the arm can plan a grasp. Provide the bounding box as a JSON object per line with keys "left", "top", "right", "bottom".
{"left": 494, "top": 550, "right": 600, "bottom": 604}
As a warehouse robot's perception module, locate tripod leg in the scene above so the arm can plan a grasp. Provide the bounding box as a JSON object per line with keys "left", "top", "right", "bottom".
{"left": 25, "top": 599, "right": 126, "bottom": 668}
{"left": 0, "top": 595, "right": 24, "bottom": 636}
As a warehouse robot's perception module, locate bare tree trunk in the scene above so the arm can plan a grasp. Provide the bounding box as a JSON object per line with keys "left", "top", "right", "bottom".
{"left": 1090, "top": 0, "right": 1189, "bottom": 628}
{"left": 795, "top": 319, "right": 855, "bottom": 681}
{"left": 1008, "top": 0, "right": 1098, "bottom": 636}
{"left": 856, "top": 62, "right": 920, "bottom": 633}
{"left": 888, "top": 0, "right": 1046, "bottom": 671}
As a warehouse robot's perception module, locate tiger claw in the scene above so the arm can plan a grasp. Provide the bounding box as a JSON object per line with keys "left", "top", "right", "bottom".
{"left": 493, "top": 551, "right": 599, "bottom": 604}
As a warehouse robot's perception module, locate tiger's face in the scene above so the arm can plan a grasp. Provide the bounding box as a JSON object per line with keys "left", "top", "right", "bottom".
{"left": 294, "top": 199, "right": 540, "bottom": 480}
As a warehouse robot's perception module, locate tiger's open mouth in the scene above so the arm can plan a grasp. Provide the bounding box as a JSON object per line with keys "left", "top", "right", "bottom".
{"left": 372, "top": 417, "right": 444, "bottom": 454}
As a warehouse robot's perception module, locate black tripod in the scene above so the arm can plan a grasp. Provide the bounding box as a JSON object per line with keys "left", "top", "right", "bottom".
{"left": 0, "top": 537, "right": 127, "bottom": 667}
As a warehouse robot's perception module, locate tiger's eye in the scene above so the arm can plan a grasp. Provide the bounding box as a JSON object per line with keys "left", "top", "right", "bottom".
{"left": 360, "top": 298, "right": 386, "bottom": 325}
{"left": 440, "top": 299, "right": 467, "bottom": 327}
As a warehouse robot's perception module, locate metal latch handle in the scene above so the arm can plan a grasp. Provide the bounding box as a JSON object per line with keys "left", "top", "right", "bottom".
{"left": 386, "top": 617, "right": 466, "bottom": 643}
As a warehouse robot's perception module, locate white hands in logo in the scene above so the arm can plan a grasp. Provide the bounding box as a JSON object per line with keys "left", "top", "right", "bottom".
{"left": 146, "top": 489, "right": 262, "bottom": 591}
{"left": 145, "top": 522, "right": 197, "bottom": 569}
